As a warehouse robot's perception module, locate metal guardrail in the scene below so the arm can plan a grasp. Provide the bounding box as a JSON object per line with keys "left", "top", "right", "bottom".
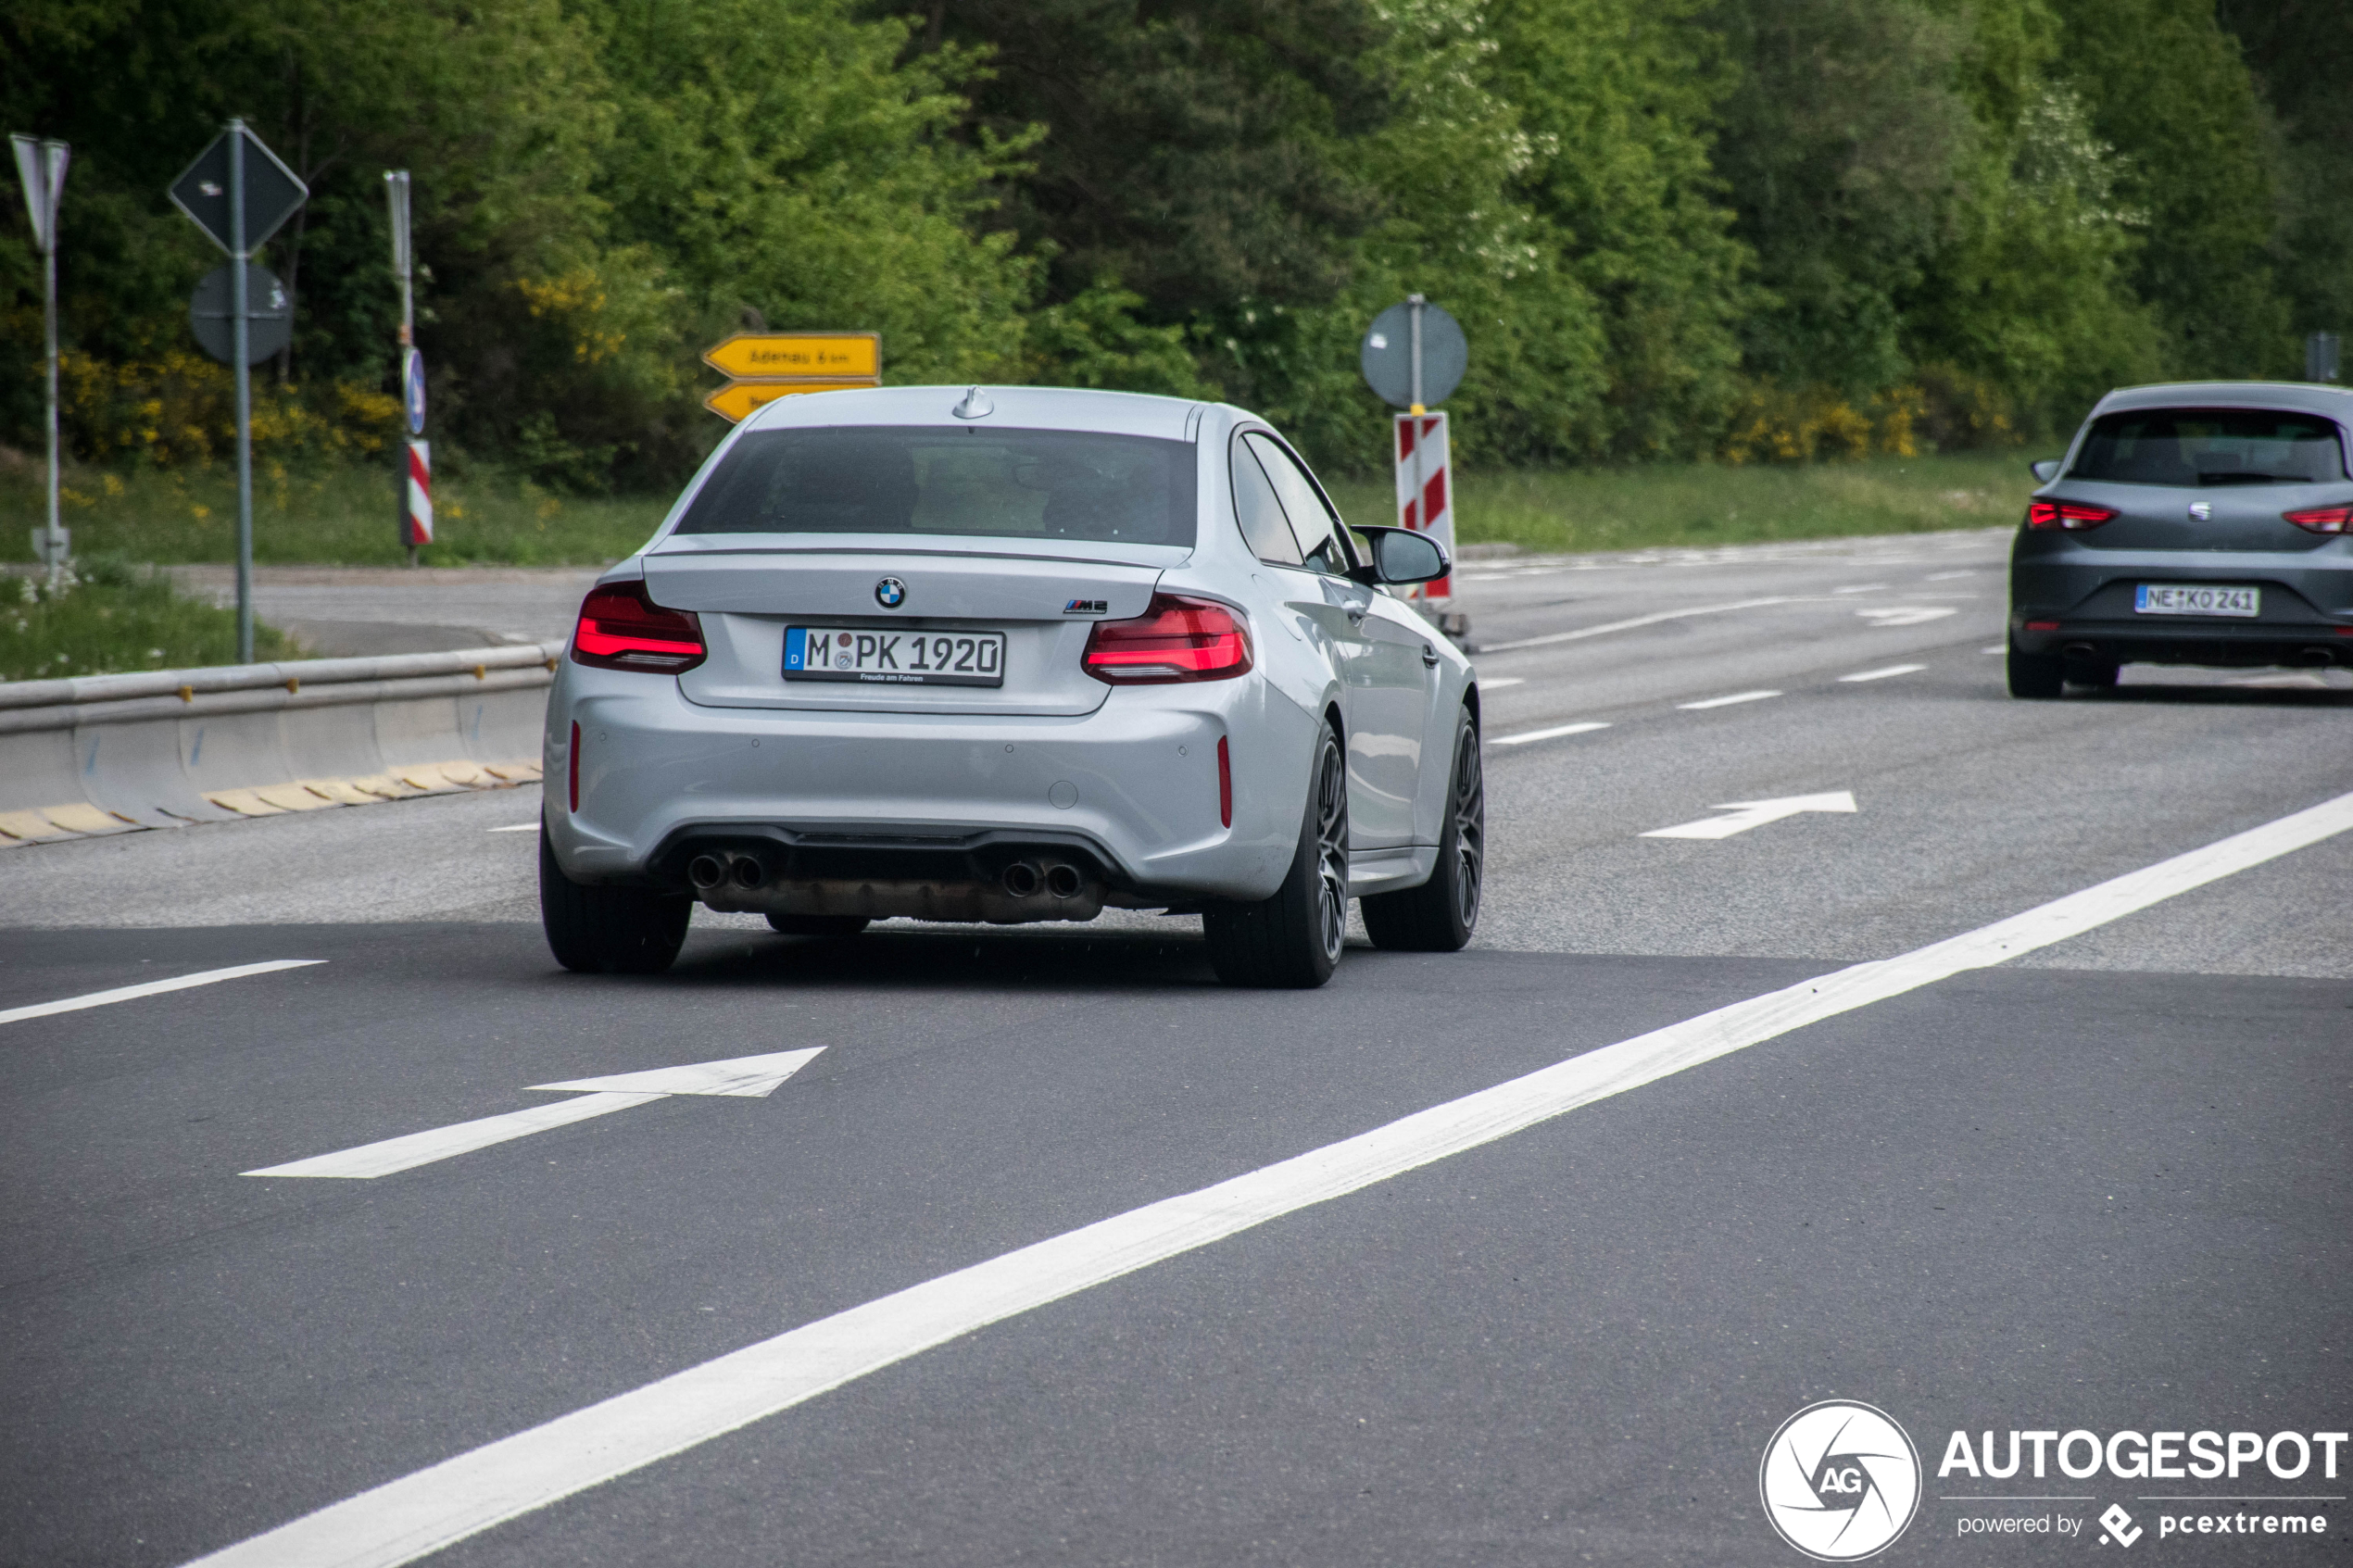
{"left": 0, "top": 642, "right": 562, "bottom": 724}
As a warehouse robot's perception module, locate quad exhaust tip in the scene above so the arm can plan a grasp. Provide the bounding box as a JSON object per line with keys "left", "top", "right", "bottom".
{"left": 731, "top": 856, "right": 766, "bottom": 890}
{"left": 1044, "top": 862, "right": 1084, "bottom": 899}
{"left": 1000, "top": 861, "right": 1041, "bottom": 897}
{"left": 687, "top": 853, "right": 727, "bottom": 891}
{"left": 1000, "top": 860, "right": 1084, "bottom": 898}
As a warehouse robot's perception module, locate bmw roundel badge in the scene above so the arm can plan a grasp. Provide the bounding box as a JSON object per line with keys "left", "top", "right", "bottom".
{"left": 875, "top": 577, "right": 907, "bottom": 608}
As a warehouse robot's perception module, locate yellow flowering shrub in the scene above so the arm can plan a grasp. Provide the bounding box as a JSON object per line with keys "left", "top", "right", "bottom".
{"left": 56, "top": 351, "right": 399, "bottom": 467}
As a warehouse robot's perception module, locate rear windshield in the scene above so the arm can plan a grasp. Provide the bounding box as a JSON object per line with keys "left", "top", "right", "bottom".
{"left": 673, "top": 426, "right": 1197, "bottom": 546}
{"left": 2071, "top": 408, "right": 2348, "bottom": 486}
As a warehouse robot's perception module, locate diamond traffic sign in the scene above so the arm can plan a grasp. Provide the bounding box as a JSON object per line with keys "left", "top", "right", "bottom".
{"left": 188, "top": 263, "right": 292, "bottom": 364}
{"left": 170, "top": 124, "right": 307, "bottom": 257}
{"left": 703, "top": 332, "right": 878, "bottom": 381}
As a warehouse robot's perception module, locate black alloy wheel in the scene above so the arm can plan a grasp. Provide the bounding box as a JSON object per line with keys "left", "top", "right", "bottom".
{"left": 1204, "top": 721, "right": 1349, "bottom": 987}
{"left": 539, "top": 822, "right": 692, "bottom": 974}
{"left": 1363, "top": 704, "right": 1483, "bottom": 951}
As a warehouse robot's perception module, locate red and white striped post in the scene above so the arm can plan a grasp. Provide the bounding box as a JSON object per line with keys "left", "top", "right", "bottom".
{"left": 401, "top": 440, "right": 433, "bottom": 549}
{"left": 1393, "top": 410, "right": 1452, "bottom": 600}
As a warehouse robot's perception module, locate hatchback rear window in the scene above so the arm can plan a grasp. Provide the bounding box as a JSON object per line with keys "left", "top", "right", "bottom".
{"left": 2071, "top": 408, "right": 2347, "bottom": 486}
{"left": 673, "top": 426, "right": 1197, "bottom": 546}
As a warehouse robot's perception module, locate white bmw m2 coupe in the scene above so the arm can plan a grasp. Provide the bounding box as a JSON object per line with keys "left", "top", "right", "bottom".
{"left": 539, "top": 385, "right": 1483, "bottom": 986}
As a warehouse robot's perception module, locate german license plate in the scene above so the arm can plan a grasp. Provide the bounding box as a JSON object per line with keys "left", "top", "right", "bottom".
{"left": 784, "top": 626, "right": 1005, "bottom": 686}
{"left": 2134, "top": 583, "right": 2259, "bottom": 617}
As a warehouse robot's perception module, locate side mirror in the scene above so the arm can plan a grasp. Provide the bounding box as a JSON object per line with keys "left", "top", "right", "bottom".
{"left": 2030, "top": 458, "right": 2062, "bottom": 483}
{"left": 1349, "top": 525, "right": 1450, "bottom": 586}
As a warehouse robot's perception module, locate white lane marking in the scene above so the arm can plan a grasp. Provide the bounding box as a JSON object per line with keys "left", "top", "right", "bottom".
{"left": 1492, "top": 721, "right": 1611, "bottom": 746}
{"left": 1478, "top": 677, "right": 1526, "bottom": 690}
{"left": 1856, "top": 606, "right": 1957, "bottom": 627}
{"left": 1838, "top": 664, "right": 1927, "bottom": 684}
{"left": 1982, "top": 645, "right": 2006, "bottom": 655}
{"left": 0, "top": 960, "right": 325, "bottom": 1028}
{"left": 1678, "top": 690, "right": 1780, "bottom": 710}
{"left": 181, "top": 788, "right": 2353, "bottom": 1568}
{"left": 1832, "top": 583, "right": 1890, "bottom": 594}
{"left": 1925, "top": 571, "right": 1975, "bottom": 582}
{"left": 487, "top": 824, "right": 538, "bottom": 833}
{"left": 243, "top": 1049, "right": 825, "bottom": 1179}
{"left": 1478, "top": 597, "right": 1793, "bottom": 654}
{"left": 1641, "top": 790, "right": 1857, "bottom": 840}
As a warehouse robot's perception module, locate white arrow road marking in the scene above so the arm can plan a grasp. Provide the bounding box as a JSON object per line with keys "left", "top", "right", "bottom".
{"left": 1678, "top": 689, "right": 1780, "bottom": 710}
{"left": 1856, "top": 606, "right": 1957, "bottom": 627}
{"left": 179, "top": 788, "right": 2353, "bottom": 1568}
{"left": 487, "top": 823, "right": 538, "bottom": 833}
{"left": 0, "top": 960, "right": 325, "bottom": 1028}
{"left": 1642, "top": 790, "right": 1857, "bottom": 840}
{"left": 1838, "top": 663, "right": 1926, "bottom": 683}
{"left": 243, "top": 1048, "right": 824, "bottom": 1180}
{"left": 1493, "top": 720, "right": 1610, "bottom": 746}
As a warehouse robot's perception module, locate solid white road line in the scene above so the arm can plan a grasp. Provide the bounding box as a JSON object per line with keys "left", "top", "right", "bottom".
{"left": 180, "top": 787, "right": 2353, "bottom": 1568}
{"left": 1493, "top": 721, "right": 1611, "bottom": 746}
{"left": 1925, "top": 571, "right": 1976, "bottom": 582}
{"left": 1983, "top": 645, "right": 2007, "bottom": 655}
{"left": 1831, "top": 583, "right": 1890, "bottom": 594}
{"left": 1478, "top": 677, "right": 1527, "bottom": 690}
{"left": 1678, "top": 690, "right": 1780, "bottom": 710}
{"left": 245, "top": 1048, "right": 826, "bottom": 1179}
{"left": 1856, "top": 606, "right": 1957, "bottom": 627}
{"left": 1642, "top": 791, "right": 1857, "bottom": 840}
{"left": 1477, "top": 596, "right": 1793, "bottom": 654}
{"left": 487, "top": 824, "right": 538, "bottom": 833}
{"left": 0, "top": 960, "right": 325, "bottom": 1029}
{"left": 1838, "top": 664, "right": 1927, "bottom": 684}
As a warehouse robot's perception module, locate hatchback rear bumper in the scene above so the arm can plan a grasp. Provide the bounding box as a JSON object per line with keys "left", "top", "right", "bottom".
{"left": 2010, "top": 534, "right": 2353, "bottom": 667}
{"left": 543, "top": 663, "right": 1312, "bottom": 904}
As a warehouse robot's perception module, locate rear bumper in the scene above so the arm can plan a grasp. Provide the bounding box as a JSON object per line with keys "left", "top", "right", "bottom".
{"left": 543, "top": 663, "right": 1311, "bottom": 903}
{"left": 2010, "top": 533, "right": 2353, "bottom": 666}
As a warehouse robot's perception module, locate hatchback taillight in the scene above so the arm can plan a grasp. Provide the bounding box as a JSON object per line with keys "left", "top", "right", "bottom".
{"left": 2026, "top": 500, "right": 2118, "bottom": 531}
{"left": 2284, "top": 505, "right": 2353, "bottom": 534}
{"left": 572, "top": 581, "right": 706, "bottom": 672}
{"left": 1082, "top": 594, "right": 1252, "bottom": 684}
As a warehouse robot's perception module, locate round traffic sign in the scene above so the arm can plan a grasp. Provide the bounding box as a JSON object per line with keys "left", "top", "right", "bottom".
{"left": 403, "top": 348, "right": 427, "bottom": 436}
{"left": 1360, "top": 299, "right": 1466, "bottom": 409}
{"left": 188, "top": 264, "right": 292, "bottom": 365}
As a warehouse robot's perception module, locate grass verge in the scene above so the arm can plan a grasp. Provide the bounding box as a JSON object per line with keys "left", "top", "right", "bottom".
{"left": 1323, "top": 450, "right": 2033, "bottom": 554}
{"left": 2, "top": 562, "right": 293, "bottom": 683}
{"left": 2, "top": 448, "right": 2035, "bottom": 570}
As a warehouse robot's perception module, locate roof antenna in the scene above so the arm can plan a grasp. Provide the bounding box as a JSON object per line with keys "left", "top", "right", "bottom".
{"left": 952, "top": 385, "right": 994, "bottom": 420}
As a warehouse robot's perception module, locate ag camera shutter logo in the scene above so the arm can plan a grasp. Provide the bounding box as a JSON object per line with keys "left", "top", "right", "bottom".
{"left": 1760, "top": 1400, "right": 1922, "bottom": 1561}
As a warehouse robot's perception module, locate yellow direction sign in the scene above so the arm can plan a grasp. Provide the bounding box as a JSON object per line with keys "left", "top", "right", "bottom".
{"left": 703, "top": 332, "right": 878, "bottom": 381}
{"left": 702, "top": 380, "right": 877, "bottom": 422}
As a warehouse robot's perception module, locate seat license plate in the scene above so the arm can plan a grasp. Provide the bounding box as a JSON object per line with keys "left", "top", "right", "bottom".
{"left": 2134, "top": 583, "right": 2259, "bottom": 617}
{"left": 784, "top": 626, "right": 1005, "bottom": 686}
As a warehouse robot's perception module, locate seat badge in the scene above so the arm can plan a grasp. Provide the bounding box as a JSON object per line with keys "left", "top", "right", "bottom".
{"left": 875, "top": 577, "right": 907, "bottom": 608}
{"left": 1063, "top": 598, "right": 1108, "bottom": 615}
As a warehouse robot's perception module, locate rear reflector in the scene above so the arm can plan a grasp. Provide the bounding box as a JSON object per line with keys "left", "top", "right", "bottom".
{"left": 572, "top": 581, "right": 706, "bottom": 672}
{"left": 1216, "top": 735, "right": 1232, "bottom": 828}
{"left": 568, "top": 721, "right": 580, "bottom": 813}
{"left": 2024, "top": 621, "right": 2060, "bottom": 632}
{"left": 2284, "top": 505, "right": 2353, "bottom": 534}
{"left": 2027, "top": 500, "right": 2117, "bottom": 531}
{"left": 1082, "top": 594, "right": 1252, "bottom": 684}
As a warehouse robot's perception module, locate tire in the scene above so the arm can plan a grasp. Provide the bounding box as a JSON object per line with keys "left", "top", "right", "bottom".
{"left": 765, "top": 913, "right": 871, "bottom": 937}
{"left": 1203, "top": 720, "right": 1348, "bottom": 988}
{"left": 1362, "top": 707, "right": 1483, "bottom": 952}
{"left": 2007, "top": 637, "right": 2064, "bottom": 699}
{"left": 539, "top": 823, "right": 691, "bottom": 974}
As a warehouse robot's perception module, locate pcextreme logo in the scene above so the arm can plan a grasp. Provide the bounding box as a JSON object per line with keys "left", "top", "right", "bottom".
{"left": 1760, "top": 1400, "right": 1924, "bottom": 1561}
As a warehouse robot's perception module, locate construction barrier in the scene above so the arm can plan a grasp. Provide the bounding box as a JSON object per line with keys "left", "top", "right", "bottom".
{"left": 0, "top": 642, "right": 561, "bottom": 847}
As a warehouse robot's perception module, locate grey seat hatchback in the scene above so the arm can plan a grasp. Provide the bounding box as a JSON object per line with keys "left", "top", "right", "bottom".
{"left": 2008, "top": 381, "right": 2353, "bottom": 697}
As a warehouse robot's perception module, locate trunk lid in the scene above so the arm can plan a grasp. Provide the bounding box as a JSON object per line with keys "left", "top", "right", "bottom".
{"left": 647, "top": 537, "right": 1178, "bottom": 715}
{"left": 2051, "top": 481, "right": 2345, "bottom": 553}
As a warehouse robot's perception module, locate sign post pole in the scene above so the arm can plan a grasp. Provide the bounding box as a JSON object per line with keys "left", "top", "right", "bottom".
{"left": 11, "top": 134, "right": 69, "bottom": 591}
{"left": 385, "top": 170, "right": 428, "bottom": 566}
{"left": 228, "top": 120, "right": 255, "bottom": 663}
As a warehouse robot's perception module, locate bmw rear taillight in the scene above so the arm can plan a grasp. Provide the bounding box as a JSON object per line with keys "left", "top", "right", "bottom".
{"left": 1082, "top": 594, "right": 1252, "bottom": 684}
{"left": 572, "top": 581, "right": 706, "bottom": 672}
{"left": 2284, "top": 506, "right": 2353, "bottom": 534}
{"left": 2026, "top": 500, "right": 2117, "bottom": 531}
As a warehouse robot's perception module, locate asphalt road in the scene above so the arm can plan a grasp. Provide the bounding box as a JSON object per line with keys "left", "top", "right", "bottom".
{"left": 4, "top": 528, "right": 2349, "bottom": 1567}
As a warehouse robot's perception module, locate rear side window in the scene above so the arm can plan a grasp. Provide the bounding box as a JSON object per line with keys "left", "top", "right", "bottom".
{"left": 675, "top": 427, "right": 1197, "bottom": 546}
{"left": 1232, "top": 437, "right": 1302, "bottom": 565}
{"left": 2072, "top": 408, "right": 2348, "bottom": 487}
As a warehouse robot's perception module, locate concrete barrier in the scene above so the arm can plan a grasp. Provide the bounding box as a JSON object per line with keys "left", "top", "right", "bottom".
{"left": 0, "top": 643, "right": 561, "bottom": 847}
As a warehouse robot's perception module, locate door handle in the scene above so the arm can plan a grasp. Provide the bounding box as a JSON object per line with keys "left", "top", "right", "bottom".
{"left": 1421, "top": 642, "right": 1441, "bottom": 667}
{"left": 1345, "top": 606, "right": 1367, "bottom": 626}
